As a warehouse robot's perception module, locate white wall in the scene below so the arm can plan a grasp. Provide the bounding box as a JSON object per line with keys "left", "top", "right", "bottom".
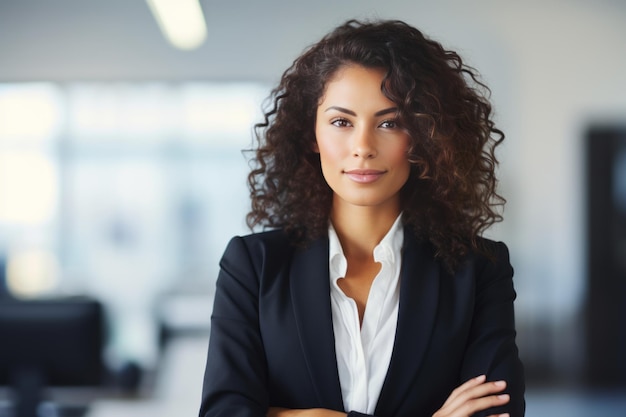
{"left": 1, "top": 0, "right": 626, "bottom": 379}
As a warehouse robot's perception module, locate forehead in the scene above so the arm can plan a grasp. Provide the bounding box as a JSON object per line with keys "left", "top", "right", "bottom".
{"left": 318, "top": 65, "right": 392, "bottom": 107}
{"left": 326, "top": 64, "right": 386, "bottom": 88}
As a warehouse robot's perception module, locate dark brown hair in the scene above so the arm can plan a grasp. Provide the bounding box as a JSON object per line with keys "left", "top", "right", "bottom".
{"left": 246, "top": 19, "right": 505, "bottom": 270}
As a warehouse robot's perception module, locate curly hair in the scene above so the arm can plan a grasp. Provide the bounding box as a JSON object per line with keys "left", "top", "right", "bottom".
{"left": 246, "top": 19, "right": 505, "bottom": 270}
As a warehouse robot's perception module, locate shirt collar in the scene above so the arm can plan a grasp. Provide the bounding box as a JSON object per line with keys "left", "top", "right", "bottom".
{"left": 328, "top": 223, "right": 347, "bottom": 280}
{"left": 373, "top": 213, "right": 404, "bottom": 265}
{"left": 328, "top": 213, "right": 404, "bottom": 280}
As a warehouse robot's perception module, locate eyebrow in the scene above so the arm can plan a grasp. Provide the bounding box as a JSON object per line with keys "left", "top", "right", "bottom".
{"left": 324, "top": 106, "right": 398, "bottom": 117}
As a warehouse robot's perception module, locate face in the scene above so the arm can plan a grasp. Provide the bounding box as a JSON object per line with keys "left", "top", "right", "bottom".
{"left": 315, "top": 65, "right": 411, "bottom": 214}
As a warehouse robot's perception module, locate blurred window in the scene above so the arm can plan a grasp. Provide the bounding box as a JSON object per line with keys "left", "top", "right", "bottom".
{"left": 0, "top": 81, "right": 268, "bottom": 365}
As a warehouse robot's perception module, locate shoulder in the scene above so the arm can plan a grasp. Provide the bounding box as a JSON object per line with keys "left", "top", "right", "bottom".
{"left": 220, "top": 229, "right": 297, "bottom": 274}
{"left": 404, "top": 228, "right": 513, "bottom": 286}
{"left": 226, "top": 229, "right": 294, "bottom": 254}
{"left": 471, "top": 237, "right": 512, "bottom": 272}
{"left": 464, "top": 237, "right": 515, "bottom": 296}
{"left": 402, "top": 227, "right": 511, "bottom": 271}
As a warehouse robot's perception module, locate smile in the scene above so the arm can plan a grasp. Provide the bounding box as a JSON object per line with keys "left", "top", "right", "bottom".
{"left": 343, "top": 169, "right": 386, "bottom": 184}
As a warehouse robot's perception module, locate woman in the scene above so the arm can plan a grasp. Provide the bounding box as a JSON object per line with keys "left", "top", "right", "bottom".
{"left": 199, "top": 19, "right": 525, "bottom": 417}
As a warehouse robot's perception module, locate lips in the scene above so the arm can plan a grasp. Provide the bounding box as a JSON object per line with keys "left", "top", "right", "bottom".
{"left": 343, "top": 169, "right": 386, "bottom": 184}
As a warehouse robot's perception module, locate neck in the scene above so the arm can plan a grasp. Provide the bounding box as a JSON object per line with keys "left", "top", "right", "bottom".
{"left": 330, "top": 201, "right": 401, "bottom": 260}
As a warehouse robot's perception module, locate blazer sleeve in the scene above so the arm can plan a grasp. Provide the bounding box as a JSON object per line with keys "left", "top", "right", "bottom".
{"left": 199, "top": 236, "right": 269, "bottom": 417}
{"left": 460, "top": 241, "right": 526, "bottom": 417}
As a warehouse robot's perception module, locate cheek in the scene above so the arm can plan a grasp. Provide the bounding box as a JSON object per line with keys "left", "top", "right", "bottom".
{"left": 317, "top": 145, "right": 338, "bottom": 173}
{"left": 316, "top": 134, "right": 346, "bottom": 163}
{"left": 389, "top": 139, "right": 411, "bottom": 164}
{"left": 391, "top": 142, "right": 412, "bottom": 181}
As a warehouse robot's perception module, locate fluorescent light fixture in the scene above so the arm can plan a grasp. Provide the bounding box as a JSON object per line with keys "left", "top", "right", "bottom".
{"left": 146, "top": 0, "right": 208, "bottom": 50}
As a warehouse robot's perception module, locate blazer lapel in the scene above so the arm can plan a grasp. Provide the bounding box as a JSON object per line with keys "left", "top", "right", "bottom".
{"left": 375, "top": 229, "right": 441, "bottom": 416}
{"left": 289, "top": 237, "right": 344, "bottom": 410}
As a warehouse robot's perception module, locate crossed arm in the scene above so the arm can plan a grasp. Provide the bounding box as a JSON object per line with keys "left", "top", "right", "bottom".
{"left": 267, "top": 374, "right": 511, "bottom": 417}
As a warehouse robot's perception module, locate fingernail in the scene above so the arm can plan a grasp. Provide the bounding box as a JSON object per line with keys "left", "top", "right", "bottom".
{"left": 495, "top": 380, "right": 506, "bottom": 387}
{"left": 475, "top": 374, "right": 486, "bottom": 381}
{"left": 498, "top": 394, "right": 510, "bottom": 400}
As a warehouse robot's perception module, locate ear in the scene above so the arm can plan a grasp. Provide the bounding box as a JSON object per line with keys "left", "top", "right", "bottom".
{"left": 312, "top": 140, "right": 320, "bottom": 153}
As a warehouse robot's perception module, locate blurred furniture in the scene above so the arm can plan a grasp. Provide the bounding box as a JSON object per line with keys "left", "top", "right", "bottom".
{"left": 0, "top": 297, "right": 105, "bottom": 417}
{"left": 586, "top": 126, "right": 626, "bottom": 387}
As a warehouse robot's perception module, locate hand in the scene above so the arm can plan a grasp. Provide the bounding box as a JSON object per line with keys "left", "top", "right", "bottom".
{"left": 267, "top": 407, "right": 347, "bottom": 417}
{"left": 432, "top": 375, "right": 510, "bottom": 417}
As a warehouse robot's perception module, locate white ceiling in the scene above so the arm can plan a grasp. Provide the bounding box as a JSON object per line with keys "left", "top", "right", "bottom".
{"left": 0, "top": 0, "right": 624, "bottom": 85}
{"left": 0, "top": 0, "right": 375, "bottom": 81}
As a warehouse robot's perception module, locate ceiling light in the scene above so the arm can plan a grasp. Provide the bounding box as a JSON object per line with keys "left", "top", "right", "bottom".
{"left": 146, "top": 0, "right": 208, "bottom": 50}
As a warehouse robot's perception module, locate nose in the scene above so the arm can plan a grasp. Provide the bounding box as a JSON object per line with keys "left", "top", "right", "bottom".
{"left": 352, "top": 128, "right": 377, "bottom": 159}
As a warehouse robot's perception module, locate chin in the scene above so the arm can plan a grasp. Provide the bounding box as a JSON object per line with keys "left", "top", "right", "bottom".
{"left": 336, "top": 193, "right": 399, "bottom": 209}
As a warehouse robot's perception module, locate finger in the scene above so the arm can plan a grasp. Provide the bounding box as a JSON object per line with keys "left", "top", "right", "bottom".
{"left": 442, "top": 375, "right": 486, "bottom": 406}
{"left": 444, "top": 379, "right": 507, "bottom": 410}
{"left": 454, "top": 393, "right": 509, "bottom": 416}
{"left": 440, "top": 380, "right": 508, "bottom": 414}
{"left": 447, "top": 375, "right": 506, "bottom": 399}
{"left": 435, "top": 391, "right": 510, "bottom": 417}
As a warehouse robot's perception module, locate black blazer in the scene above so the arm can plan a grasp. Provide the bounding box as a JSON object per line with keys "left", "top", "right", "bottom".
{"left": 199, "top": 228, "right": 525, "bottom": 417}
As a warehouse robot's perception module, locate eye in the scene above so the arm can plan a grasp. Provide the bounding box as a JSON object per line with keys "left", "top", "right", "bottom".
{"left": 379, "top": 119, "right": 398, "bottom": 129}
{"left": 331, "top": 118, "right": 352, "bottom": 128}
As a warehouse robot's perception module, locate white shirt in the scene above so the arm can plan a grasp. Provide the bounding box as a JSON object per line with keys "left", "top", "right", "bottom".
{"left": 328, "top": 215, "right": 404, "bottom": 414}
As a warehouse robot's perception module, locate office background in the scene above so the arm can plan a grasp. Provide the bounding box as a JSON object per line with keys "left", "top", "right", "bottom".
{"left": 0, "top": 0, "right": 625, "bottom": 415}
